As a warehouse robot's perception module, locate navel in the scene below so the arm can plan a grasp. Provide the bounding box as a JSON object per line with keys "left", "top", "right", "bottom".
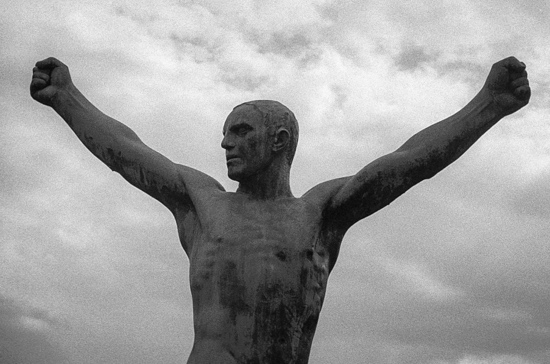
{"left": 275, "top": 250, "right": 287, "bottom": 261}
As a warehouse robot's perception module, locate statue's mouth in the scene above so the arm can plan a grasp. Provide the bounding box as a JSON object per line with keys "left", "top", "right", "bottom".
{"left": 226, "top": 157, "right": 241, "bottom": 164}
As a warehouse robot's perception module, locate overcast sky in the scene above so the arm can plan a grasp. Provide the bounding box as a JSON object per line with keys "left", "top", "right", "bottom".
{"left": 1, "top": 1, "right": 550, "bottom": 363}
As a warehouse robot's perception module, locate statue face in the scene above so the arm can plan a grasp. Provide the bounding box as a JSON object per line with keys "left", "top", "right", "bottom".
{"left": 221, "top": 105, "right": 273, "bottom": 181}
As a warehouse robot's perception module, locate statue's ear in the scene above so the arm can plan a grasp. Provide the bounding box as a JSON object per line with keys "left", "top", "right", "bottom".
{"left": 273, "top": 128, "right": 290, "bottom": 152}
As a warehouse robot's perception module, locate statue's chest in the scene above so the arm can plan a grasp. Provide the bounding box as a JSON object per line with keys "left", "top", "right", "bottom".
{"left": 201, "top": 196, "right": 321, "bottom": 250}
{"left": 189, "top": 196, "right": 329, "bottom": 297}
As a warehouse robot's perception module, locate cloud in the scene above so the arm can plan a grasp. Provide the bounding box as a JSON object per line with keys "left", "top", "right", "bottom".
{"left": 382, "top": 257, "right": 463, "bottom": 302}
{"left": 395, "top": 44, "right": 432, "bottom": 71}
{"left": 0, "top": 296, "right": 68, "bottom": 364}
{"left": 450, "top": 354, "right": 542, "bottom": 364}
{"left": 511, "top": 171, "right": 550, "bottom": 218}
{"left": 2, "top": 0, "right": 550, "bottom": 363}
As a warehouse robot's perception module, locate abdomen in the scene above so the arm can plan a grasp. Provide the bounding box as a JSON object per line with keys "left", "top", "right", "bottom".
{"left": 189, "top": 237, "right": 329, "bottom": 363}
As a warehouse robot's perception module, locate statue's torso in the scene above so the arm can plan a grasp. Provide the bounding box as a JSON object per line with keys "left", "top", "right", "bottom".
{"left": 178, "top": 191, "right": 339, "bottom": 364}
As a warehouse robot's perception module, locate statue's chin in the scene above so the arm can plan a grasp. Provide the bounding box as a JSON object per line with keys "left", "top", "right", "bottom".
{"left": 227, "top": 169, "right": 244, "bottom": 182}
{"left": 227, "top": 174, "right": 240, "bottom": 182}
{"left": 227, "top": 163, "right": 255, "bottom": 182}
{"left": 228, "top": 169, "right": 259, "bottom": 184}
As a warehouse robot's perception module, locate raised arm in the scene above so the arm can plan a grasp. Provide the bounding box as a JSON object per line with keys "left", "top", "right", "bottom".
{"left": 322, "top": 56, "right": 530, "bottom": 230}
{"left": 30, "top": 57, "right": 223, "bottom": 212}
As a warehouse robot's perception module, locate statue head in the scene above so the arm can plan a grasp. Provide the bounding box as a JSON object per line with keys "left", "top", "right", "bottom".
{"left": 221, "top": 100, "right": 299, "bottom": 182}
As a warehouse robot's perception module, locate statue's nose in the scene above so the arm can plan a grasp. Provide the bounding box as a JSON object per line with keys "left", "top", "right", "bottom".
{"left": 221, "top": 135, "right": 235, "bottom": 150}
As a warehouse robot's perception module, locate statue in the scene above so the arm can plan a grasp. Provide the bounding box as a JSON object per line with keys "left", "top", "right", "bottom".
{"left": 30, "top": 56, "right": 530, "bottom": 363}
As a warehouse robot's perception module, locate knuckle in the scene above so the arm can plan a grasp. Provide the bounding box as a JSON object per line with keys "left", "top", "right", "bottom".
{"left": 505, "top": 56, "right": 518, "bottom": 64}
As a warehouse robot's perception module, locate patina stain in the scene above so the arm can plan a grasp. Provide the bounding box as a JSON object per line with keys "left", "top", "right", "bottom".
{"left": 219, "top": 261, "right": 250, "bottom": 322}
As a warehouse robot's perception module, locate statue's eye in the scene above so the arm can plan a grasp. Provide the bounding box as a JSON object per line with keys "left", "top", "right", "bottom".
{"left": 236, "top": 125, "right": 252, "bottom": 136}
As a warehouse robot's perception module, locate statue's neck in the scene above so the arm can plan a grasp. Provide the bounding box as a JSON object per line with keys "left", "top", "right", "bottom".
{"left": 237, "top": 164, "right": 293, "bottom": 200}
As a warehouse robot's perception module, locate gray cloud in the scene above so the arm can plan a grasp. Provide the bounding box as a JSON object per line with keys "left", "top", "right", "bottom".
{"left": 0, "top": 296, "right": 68, "bottom": 364}
{"left": 395, "top": 44, "right": 432, "bottom": 71}
{"left": 511, "top": 172, "right": 550, "bottom": 218}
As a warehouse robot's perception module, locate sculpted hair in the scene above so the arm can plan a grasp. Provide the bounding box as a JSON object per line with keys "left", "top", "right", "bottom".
{"left": 233, "top": 100, "right": 299, "bottom": 165}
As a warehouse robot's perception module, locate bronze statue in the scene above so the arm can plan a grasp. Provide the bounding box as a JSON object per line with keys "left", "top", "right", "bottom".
{"left": 30, "top": 56, "right": 530, "bottom": 364}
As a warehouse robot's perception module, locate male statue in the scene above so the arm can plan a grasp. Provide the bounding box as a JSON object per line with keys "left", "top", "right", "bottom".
{"left": 30, "top": 56, "right": 530, "bottom": 363}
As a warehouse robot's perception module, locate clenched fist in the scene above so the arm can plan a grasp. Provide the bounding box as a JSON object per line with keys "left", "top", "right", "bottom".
{"left": 482, "top": 56, "right": 531, "bottom": 117}
{"left": 30, "top": 57, "right": 73, "bottom": 107}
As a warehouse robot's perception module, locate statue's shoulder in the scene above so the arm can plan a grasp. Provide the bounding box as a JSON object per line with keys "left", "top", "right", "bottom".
{"left": 175, "top": 163, "right": 225, "bottom": 193}
{"left": 301, "top": 177, "right": 350, "bottom": 207}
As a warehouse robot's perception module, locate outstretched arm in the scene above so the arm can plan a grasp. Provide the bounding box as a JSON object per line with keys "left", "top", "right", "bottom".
{"left": 30, "top": 57, "right": 223, "bottom": 212}
{"left": 324, "top": 56, "right": 530, "bottom": 230}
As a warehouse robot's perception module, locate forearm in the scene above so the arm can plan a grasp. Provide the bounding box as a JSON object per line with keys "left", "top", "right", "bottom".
{"left": 396, "top": 90, "right": 503, "bottom": 178}
{"left": 51, "top": 84, "right": 142, "bottom": 167}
